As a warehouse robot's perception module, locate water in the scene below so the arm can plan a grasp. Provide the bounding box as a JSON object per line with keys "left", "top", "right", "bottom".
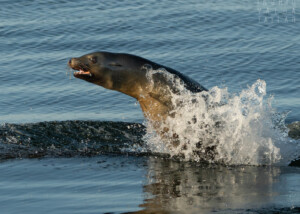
{"left": 143, "top": 76, "right": 299, "bottom": 165}
{"left": 0, "top": 156, "right": 300, "bottom": 214}
{"left": 1, "top": 0, "right": 300, "bottom": 213}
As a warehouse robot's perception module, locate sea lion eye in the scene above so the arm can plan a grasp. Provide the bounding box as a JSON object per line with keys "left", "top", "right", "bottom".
{"left": 90, "top": 56, "right": 97, "bottom": 64}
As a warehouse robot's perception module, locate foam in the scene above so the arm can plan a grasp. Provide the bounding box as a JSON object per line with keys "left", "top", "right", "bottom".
{"left": 143, "top": 68, "right": 300, "bottom": 166}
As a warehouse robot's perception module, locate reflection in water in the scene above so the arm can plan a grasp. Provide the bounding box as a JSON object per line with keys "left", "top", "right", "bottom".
{"left": 135, "top": 157, "right": 299, "bottom": 214}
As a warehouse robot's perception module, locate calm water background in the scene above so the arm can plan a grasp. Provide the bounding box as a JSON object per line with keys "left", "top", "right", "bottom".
{"left": 0, "top": 0, "right": 300, "bottom": 213}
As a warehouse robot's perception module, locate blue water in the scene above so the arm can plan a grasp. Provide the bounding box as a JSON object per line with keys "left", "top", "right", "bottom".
{"left": 0, "top": 156, "right": 300, "bottom": 214}
{"left": 1, "top": 0, "right": 300, "bottom": 213}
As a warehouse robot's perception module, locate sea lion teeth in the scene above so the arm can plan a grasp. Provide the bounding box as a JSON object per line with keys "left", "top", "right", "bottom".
{"left": 74, "top": 70, "right": 91, "bottom": 75}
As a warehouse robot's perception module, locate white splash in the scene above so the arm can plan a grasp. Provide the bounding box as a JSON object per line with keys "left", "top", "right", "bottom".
{"left": 143, "top": 68, "right": 300, "bottom": 166}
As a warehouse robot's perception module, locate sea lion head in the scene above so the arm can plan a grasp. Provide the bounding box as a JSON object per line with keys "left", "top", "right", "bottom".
{"left": 68, "top": 52, "right": 149, "bottom": 98}
{"left": 69, "top": 52, "right": 116, "bottom": 89}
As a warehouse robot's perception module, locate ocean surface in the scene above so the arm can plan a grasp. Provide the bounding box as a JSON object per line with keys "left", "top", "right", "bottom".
{"left": 1, "top": 0, "right": 300, "bottom": 213}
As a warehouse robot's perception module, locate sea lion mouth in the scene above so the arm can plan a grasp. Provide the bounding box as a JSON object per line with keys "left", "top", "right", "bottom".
{"left": 69, "top": 62, "right": 94, "bottom": 79}
{"left": 73, "top": 69, "right": 93, "bottom": 78}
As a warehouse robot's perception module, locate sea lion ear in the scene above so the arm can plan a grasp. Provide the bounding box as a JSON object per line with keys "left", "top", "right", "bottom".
{"left": 109, "top": 62, "right": 122, "bottom": 67}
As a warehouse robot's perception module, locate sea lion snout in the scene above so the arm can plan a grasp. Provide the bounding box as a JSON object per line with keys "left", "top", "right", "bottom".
{"left": 68, "top": 58, "right": 88, "bottom": 71}
{"left": 68, "top": 57, "right": 94, "bottom": 81}
{"left": 68, "top": 58, "right": 80, "bottom": 68}
{"left": 68, "top": 58, "right": 76, "bottom": 68}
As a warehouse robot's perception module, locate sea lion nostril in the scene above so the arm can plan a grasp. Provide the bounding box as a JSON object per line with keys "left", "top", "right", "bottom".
{"left": 68, "top": 58, "right": 72, "bottom": 65}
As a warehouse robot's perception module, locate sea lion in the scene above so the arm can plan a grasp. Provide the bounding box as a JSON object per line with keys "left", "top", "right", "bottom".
{"left": 68, "top": 51, "right": 207, "bottom": 130}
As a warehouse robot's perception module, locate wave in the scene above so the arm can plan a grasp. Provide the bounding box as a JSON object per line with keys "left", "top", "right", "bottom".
{"left": 0, "top": 121, "right": 146, "bottom": 160}
{"left": 143, "top": 68, "right": 300, "bottom": 166}
{"left": 0, "top": 119, "right": 299, "bottom": 166}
